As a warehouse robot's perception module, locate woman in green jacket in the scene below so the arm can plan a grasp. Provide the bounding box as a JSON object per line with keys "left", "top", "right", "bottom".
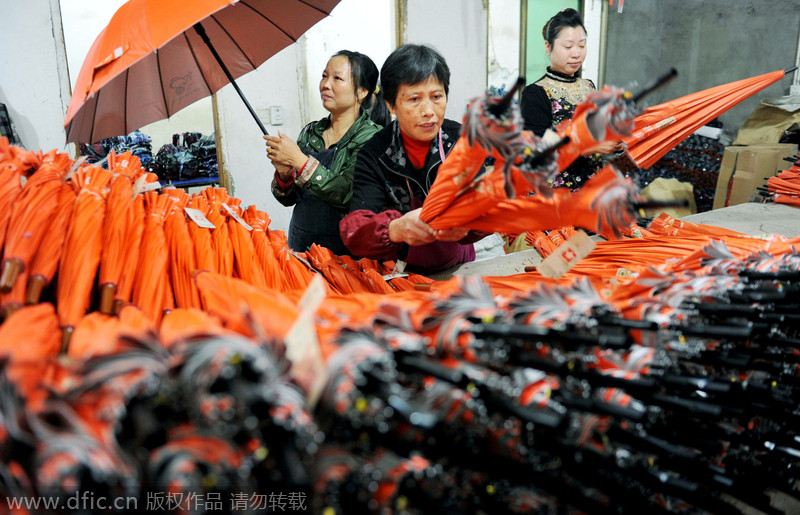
{"left": 265, "top": 50, "right": 389, "bottom": 255}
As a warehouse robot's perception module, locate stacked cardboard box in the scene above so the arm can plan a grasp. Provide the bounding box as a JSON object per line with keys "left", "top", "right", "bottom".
{"left": 712, "top": 143, "right": 798, "bottom": 210}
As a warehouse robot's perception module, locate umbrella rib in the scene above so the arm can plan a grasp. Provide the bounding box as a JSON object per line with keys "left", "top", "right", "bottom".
{"left": 292, "top": 0, "right": 335, "bottom": 16}
{"left": 123, "top": 69, "right": 129, "bottom": 136}
{"left": 183, "top": 31, "right": 216, "bottom": 95}
{"left": 238, "top": 0, "right": 302, "bottom": 43}
{"left": 207, "top": 14, "right": 258, "bottom": 70}
{"left": 155, "top": 48, "right": 170, "bottom": 118}
{"left": 90, "top": 86, "right": 101, "bottom": 145}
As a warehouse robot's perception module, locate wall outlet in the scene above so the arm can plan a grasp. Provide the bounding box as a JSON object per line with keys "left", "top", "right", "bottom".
{"left": 256, "top": 108, "right": 271, "bottom": 126}
{"left": 269, "top": 106, "right": 284, "bottom": 125}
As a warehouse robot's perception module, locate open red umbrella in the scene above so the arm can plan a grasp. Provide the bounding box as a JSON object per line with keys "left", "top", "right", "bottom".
{"left": 65, "top": 0, "right": 341, "bottom": 144}
{"left": 624, "top": 68, "right": 795, "bottom": 169}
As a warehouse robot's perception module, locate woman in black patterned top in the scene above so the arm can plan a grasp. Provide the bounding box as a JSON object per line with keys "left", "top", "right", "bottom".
{"left": 520, "top": 8, "right": 619, "bottom": 191}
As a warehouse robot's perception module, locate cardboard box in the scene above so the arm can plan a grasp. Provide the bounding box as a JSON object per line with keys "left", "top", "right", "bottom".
{"left": 713, "top": 143, "right": 798, "bottom": 210}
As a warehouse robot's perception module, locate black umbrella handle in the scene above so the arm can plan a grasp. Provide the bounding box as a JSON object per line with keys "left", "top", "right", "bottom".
{"left": 630, "top": 68, "right": 678, "bottom": 104}
{"left": 487, "top": 76, "right": 526, "bottom": 118}
{"left": 194, "top": 23, "right": 269, "bottom": 136}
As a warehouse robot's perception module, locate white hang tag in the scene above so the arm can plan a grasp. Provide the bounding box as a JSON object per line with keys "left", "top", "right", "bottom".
{"left": 134, "top": 175, "right": 162, "bottom": 194}
{"left": 285, "top": 275, "right": 327, "bottom": 408}
{"left": 383, "top": 272, "right": 409, "bottom": 281}
{"left": 391, "top": 260, "right": 407, "bottom": 275}
{"left": 536, "top": 230, "right": 595, "bottom": 279}
{"left": 222, "top": 203, "right": 252, "bottom": 231}
{"left": 184, "top": 207, "right": 216, "bottom": 229}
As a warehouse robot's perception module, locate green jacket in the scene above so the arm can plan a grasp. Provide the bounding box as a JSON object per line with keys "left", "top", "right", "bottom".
{"left": 271, "top": 109, "right": 382, "bottom": 212}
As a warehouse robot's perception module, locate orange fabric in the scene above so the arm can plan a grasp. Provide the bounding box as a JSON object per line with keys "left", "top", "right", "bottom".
{"left": 65, "top": 0, "right": 341, "bottom": 143}
{"left": 26, "top": 183, "right": 77, "bottom": 304}
{"left": 624, "top": 70, "right": 787, "bottom": 169}
{"left": 0, "top": 302, "right": 61, "bottom": 361}
{"left": 57, "top": 165, "right": 113, "bottom": 331}
{"left": 98, "top": 175, "right": 136, "bottom": 313}
{"left": 159, "top": 307, "right": 231, "bottom": 350}
{"left": 132, "top": 191, "right": 174, "bottom": 325}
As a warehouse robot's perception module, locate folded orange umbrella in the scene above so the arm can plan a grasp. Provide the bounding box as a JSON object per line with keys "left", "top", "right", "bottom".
{"left": 68, "top": 309, "right": 152, "bottom": 360}
{"left": 646, "top": 212, "right": 747, "bottom": 238}
{"left": 132, "top": 191, "right": 175, "bottom": 325}
{"left": 26, "top": 182, "right": 77, "bottom": 304}
{"left": 98, "top": 175, "right": 136, "bottom": 314}
{"left": 0, "top": 139, "right": 37, "bottom": 254}
{"left": 165, "top": 207, "right": 202, "bottom": 310}
{"left": 228, "top": 216, "right": 268, "bottom": 290}
{"left": 194, "top": 269, "right": 300, "bottom": 341}
{"left": 441, "top": 165, "right": 642, "bottom": 239}
{"left": 159, "top": 308, "right": 231, "bottom": 350}
{"left": 421, "top": 87, "right": 563, "bottom": 225}
{"left": 243, "top": 205, "right": 281, "bottom": 290}
{"left": 113, "top": 193, "right": 145, "bottom": 313}
{"left": 0, "top": 162, "right": 67, "bottom": 293}
{"left": 624, "top": 69, "right": 790, "bottom": 169}
{"left": 185, "top": 195, "right": 217, "bottom": 274}
{"left": 0, "top": 302, "right": 61, "bottom": 362}
{"left": 57, "top": 165, "right": 113, "bottom": 349}
{"left": 206, "top": 208, "right": 234, "bottom": 277}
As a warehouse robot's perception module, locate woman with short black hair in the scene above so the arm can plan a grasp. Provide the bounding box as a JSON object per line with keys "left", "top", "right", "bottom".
{"left": 340, "top": 44, "right": 485, "bottom": 274}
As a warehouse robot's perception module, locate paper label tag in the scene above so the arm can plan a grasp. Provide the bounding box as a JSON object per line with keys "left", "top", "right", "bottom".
{"left": 222, "top": 203, "right": 252, "bottom": 231}
{"left": 536, "top": 230, "right": 595, "bottom": 278}
{"left": 383, "top": 272, "right": 409, "bottom": 281}
{"left": 134, "top": 175, "right": 162, "bottom": 194}
{"left": 184, "top": 207, "right": 216, "bottom": 229}
{"left": 391, "top": 260, "right": 407, "bottom": 275}
{"left": 285, "top": 275, "right": 327, "bottom": 408}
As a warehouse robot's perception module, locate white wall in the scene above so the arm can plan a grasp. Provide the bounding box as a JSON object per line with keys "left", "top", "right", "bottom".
{"left": 488, "top": 0, "right": 521, "bottom": 93}
{"left": 404, "top": 0, "right": 489, "bottom": 120}
{"left": 0, "top": 1, "right": 72, "bottom": 153}
{"left": 215, "top": 0, "right": 395, "bottom": 233}
{"left": 583, "top": 0, "right": 603, "bottom": 86}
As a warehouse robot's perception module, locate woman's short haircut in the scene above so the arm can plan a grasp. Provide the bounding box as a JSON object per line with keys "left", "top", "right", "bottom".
{"left": 379, "top": 44, "right": 450, "bottom": 107}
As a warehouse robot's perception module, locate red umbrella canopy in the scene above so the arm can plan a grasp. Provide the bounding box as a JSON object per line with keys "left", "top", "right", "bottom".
{"left": 65, "top": 0, "right": 341, "bottom": 144}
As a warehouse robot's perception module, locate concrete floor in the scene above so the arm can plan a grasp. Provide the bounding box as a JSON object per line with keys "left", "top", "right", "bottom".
{"left": 430, "top": 201, "right": 800, "bottom": 280}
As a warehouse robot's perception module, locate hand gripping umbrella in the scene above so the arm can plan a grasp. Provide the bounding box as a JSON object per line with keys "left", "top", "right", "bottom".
{"left": 64, "top": 0, "right": 341, "bottom": 145}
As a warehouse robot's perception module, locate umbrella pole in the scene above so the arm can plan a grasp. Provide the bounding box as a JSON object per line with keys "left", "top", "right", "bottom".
{"left": 193, "top": 23, "right": 269, "bottom": 136}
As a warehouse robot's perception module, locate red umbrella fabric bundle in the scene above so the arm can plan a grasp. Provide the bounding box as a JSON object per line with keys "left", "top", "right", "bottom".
{"left": 114, "top": 193, "right": 145, "bottom": 313}
{"left": 26, "top": 183, "right": 77, "bottom": 305}
{"left": 243, "top": 205, "right": 281, "bottom": 290}
{"left": 429, "top": 165, "right": 643, "bottom": 240}
{"left": 98, "top": 174, "right": 136, "bottom": 314}
{"left": 57, "top": 165, "right": 113, "bottom": 348}
{"left": 0, "top": 160, "right": 68, "bottom": 293}
{"left": 0, "top": 139, "right": 43, "bottom": 254}
{"left": 624, "top": 69, "right": 789, "bottom": 169}
{"left": 132, "top": 191, "right": 175, "bottom": 325}
{"left": 554, "top": 85, "right": 638, "bottom": 171}
{"left": 420, "top": 89, "right": 561, "bottom": 226}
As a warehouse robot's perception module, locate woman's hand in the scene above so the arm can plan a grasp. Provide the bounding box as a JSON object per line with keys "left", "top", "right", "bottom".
{"left": 388, "top": 208, "right": 436, "bottom": 246}
{"left": 264, "top": 131, "right": 306, "bottom": 170}
{"left": 435, "top": 227, "right": 470, "bottom": 241}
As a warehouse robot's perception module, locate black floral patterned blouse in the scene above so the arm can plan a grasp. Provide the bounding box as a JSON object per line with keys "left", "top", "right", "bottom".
{"left": 520, "top": 67, "right": 604, "bottom": 191}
